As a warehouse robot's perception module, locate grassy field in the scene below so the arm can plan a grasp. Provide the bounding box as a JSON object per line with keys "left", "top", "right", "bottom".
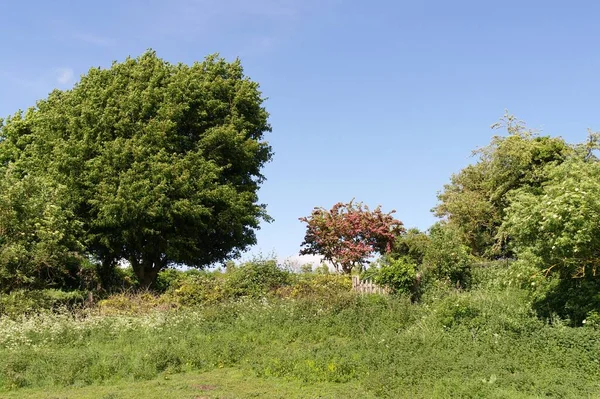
{"left": 1, "top": 273, "right": 600, "bottom": 398}
{"left": 1, "top": 367, "right": 376, "bottom": 399}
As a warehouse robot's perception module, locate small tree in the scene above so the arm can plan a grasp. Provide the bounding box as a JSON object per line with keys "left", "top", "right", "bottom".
{"left": 299, "top": 201, "right": 404, "bottom": 274}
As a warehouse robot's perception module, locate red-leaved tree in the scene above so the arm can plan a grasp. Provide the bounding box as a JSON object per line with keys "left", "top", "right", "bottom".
{"left": 299, "top": 201, "right": 405, "bottom": 274}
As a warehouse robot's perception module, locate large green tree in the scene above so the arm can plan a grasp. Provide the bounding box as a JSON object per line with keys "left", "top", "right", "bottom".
{"left": 434, "top": 114, "right": 571, "bottom": 258}
{"left": 0, "top": 51, "right": 272, "bottom": 288}
{"left": 500, "top": 155, "right": 600, "bottom": 324}
{"left": 501, "top": 158, "right": 600, "bottom": 279}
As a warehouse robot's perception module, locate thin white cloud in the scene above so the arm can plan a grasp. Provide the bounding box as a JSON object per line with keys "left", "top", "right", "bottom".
{"left": 237, "top": 35, "right": 280, "bottom": 57}
{"left": 0, "top": 69, "right": 43, "bottom": 91}
{"left": 144, "top": 0, "right": 337, "bottom": 51}
{"left": 0, "top": 68, "right": 62, "bottom": 94}
{"left": 56, "top": 68, "right": 74, "bottom": 85}
{"left": 182, "top": 0, "right": 298, "bottom": 18}
{"left": 74, "top": 33, "right": 114, "bottom": 47}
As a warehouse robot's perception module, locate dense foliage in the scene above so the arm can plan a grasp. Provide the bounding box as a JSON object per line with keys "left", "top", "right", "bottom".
{"left": 434, "top": 114, "right": 572, "bottom": 258}
{"left": 369, "top": 256, "right": 418, "bottom": 299}
{"left": 0, "top": 51, "right": 272, "bottom": 288}
{"left": 431, "top": 114, "right": 600, "bottom": 324}
{"left": 299, "top": 201, "right": 404, "bottom": 273}
{"left": 502, "top": 158, "right": 600, "bottom": 279}
{"left": 366, "top": 223, "right": 471, "bottom": 300}
{"left": 0, "top": 173, "right": 86, "bottom": 292}
{"left": 422, "top": 223, "right": 472, "bottom": 288}
{"left": 390, "top": 228, "right": 430, "bottom": 265}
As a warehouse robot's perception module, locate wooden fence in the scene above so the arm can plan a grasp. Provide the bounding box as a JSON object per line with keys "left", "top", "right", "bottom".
{"left": 351, "top": 275, "right": 389, "bottom": 295}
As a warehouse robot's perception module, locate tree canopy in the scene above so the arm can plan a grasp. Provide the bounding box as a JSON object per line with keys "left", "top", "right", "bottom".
{"left": 299, "top": 201, "right": 404, "bottom": 274}
{"left": 501, "top": 158, "right": 600, "bottom": 279}
{"left": 0, "top": 51, "right": 272, "bottom": 288}
{"left": 434, "top": 113, "right": 572, "bottom": 258}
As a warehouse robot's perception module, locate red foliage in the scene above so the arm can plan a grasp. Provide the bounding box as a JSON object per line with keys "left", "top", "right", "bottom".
{"left": 299, "top": 201, "right": 405, "bottom": 274}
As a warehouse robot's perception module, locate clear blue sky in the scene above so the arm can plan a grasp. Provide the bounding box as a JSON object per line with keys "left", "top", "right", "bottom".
{"left": 2, "top": 1, "right": 600, "bottom": 263}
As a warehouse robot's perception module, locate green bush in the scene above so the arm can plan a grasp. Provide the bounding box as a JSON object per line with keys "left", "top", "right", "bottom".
{"left": 0, "top": 174, "right": 86, "bottom": 293}
{"left": 532, "top": 275, "right": 600, "bottom": 326}
{"left": 470, "top": 260, "right": 514, "bottom": 290}
{"left": 282, "top": 273, "right": 352, "bottom": 299}
{"left": 225, "top": 259, "right": 292, "bottom": 298}
{"left": 167, "top": 273, "right": 231, "bottom": 306}
{"left": 96, "top": 292, "right": 176, "bottom": 315}
{"left": 154, "top": 268, "right": 186, "bottom": 293}
{"left": 391, "top": 228, "right": 430, "bottom": 265}
{"left": 470, "top": 258, "right": 600, "bottom": 327}
{"left": 429, "top": 287, "right": 543, "bottom": 335}
{"left": 93, "top": 266, "right": 140, "bottom": 292}
{"left": 164, "top": 259, "right": 293, "bottom": 306}
{"left": 366, "top": 256, "right": 418, "bottom": 298}
{"left": 0, "top": 289, "right": 85, "bottom": 318}
{"left": 423, "top": 223, "right": 472, "bottom": 288}
{"left": 501, "top": 158, "right": 600, "bottom": 281}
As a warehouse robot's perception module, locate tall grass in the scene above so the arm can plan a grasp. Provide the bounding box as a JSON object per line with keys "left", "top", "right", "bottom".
{"left": 1, "top": 284, "right": 600, "bottom": 398}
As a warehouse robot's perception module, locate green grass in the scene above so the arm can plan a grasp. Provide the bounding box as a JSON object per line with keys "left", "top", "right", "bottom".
{"left": 2, "top": 285, "right": 600, "bottom": 398}
{"left": 0, "top": 367, "right": 376, "bottom": 399}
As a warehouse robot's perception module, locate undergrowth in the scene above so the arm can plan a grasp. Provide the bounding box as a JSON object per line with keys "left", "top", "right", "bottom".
{"left": 1, "top": 282, "right": 600, "bottom": 398}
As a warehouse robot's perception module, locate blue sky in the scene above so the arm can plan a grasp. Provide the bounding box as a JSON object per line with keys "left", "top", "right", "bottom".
{"left": 2, "top": 0, "right": 600, "bottom": 264}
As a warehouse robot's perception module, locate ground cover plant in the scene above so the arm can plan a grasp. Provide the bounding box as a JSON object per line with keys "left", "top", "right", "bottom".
{"left": 2, "top": 263, "right": 600, "bottom": 398}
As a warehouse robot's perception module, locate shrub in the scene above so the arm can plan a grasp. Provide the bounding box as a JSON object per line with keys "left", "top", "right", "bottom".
{"left": 0, "top": 289, "right": 85, "bottom": 318}
{"left": 225, "top": 259, "right": 291, "bottom": 298}
{"left": 167, "top": 274, "right": 231, "bottom": 306}
{"left": 154, "top": 268, "right": 186, "bottom": 293}
{"left": 92, "top": 265, "right": 140, "bottom": 292}
{"left": 501, "top": 158, "right": 600, "bottom": 280}
{"left": 165, "top": 259, "right": 292, "bottom": 306}
{"left": 96, "top": 292, "right": 174, "bottom": 315}
{"left": 391, "top": 228, "right": 430, "bottom": 265}
{"left": 531, "top": 275, "right": 600, "bottom": 326}
{"left": 469, "top": 259, "right": 529, "bottom": 291}
{"left": 367, "top": 256, "right": 419, "bottom": 299}
{"left": 429, "top": 287, "right": 542, "bottom": 335}
{"left": 434, "top": 113, "right": 572, "bottom": 258}
{"left": 423, "top": 223, "right": 472, "bottom": 288}
{"left": 282, "top": 273, "right": 352, "bottom": 299}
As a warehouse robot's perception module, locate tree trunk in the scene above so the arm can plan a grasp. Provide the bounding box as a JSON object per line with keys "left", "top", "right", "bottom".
{"left": 410, "top": 272, "right": 422, "bottom": 303}
{"left": 130, "top": 258, "right": 163, "bottom": 290}
{"left": 96, "top": 257, "right": 117, "bottom": 291}
{"left": 140, "top": 267, "right": 160, "bottom": 289}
